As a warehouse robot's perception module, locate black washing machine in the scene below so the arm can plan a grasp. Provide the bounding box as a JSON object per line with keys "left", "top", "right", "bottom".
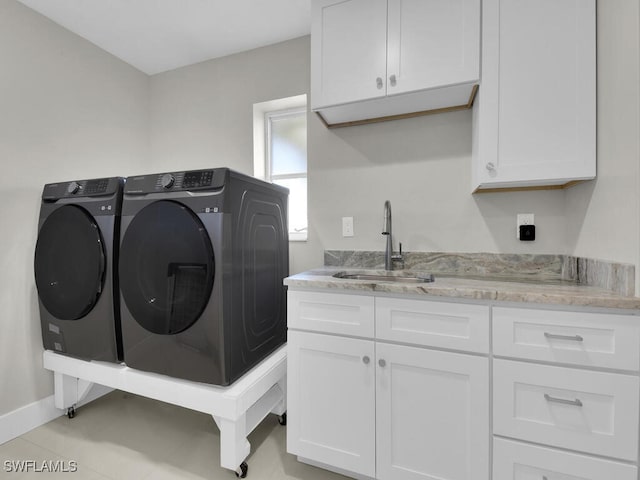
{"left": 34, "top": 177, "right": 124, "bottom": 362}
{"left": 118, "top": 168, "right": 288, "bottom": 386}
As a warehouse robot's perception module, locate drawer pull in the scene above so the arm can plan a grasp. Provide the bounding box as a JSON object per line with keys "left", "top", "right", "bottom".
{"left": 544, "top": 332, "right": 584, "bottom": 342}
{"left": 544, "top": 393, "right": 583, "bottom": 407}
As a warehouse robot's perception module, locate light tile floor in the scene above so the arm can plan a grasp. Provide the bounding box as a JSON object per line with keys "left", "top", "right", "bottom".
{"left": 0, "top": 391, "right": 350, "bottom": 479}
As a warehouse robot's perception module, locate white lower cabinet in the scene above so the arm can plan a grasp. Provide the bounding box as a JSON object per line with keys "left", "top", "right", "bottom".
{"left": 287, "top": 292, "right": 640, "bottom": 479}
{"left": 287, "top": 330, "right": 376, "bottom": 477}
{"left": 493, "top": 438, "right": 637, "bottom": 480}
{"left": 287, "top": 291, "right": 489, "bottom": 480}
{"left": 376, "top": 343, "right": 489, "bottom": 480}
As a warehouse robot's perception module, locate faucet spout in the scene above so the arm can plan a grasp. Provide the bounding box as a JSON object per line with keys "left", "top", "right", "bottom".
{"left": 382, "top": 201, "right": 392, "bottom": 270}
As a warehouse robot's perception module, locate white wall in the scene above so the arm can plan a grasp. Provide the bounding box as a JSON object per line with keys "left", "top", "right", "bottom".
{"left": 307, "top": 110, "right": 568, "bottom": 269}
{"left": 149, "top": 38, "right": 310, "bottom": 175}
{"left": 565, "top": 0, "right": 640, "bottom": 290}
{"left": 0, "top": 0, "right": 149, "bottom": 416}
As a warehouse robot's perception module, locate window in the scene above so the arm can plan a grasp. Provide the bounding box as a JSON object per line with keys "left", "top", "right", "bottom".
{"left": 253, "top": 95, "right": 308, "bottom": 241}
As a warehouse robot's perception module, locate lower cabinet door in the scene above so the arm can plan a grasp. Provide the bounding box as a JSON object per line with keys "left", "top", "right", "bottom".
{"left": 375, "top": 343, "right": 489, "bottom": 480}
{"left": 287, "top": 330, "right": 376, "bottom": 477}
{"left": 493, "top": 438, "right": 638, "bottom": 480}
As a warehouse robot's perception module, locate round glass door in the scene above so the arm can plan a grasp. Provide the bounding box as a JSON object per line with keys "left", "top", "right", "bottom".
{"left": 34, "top": 205, "right": 106, "bottom": 320}
{"left": 119, "top": 200, "right": 215, "bottom": 335}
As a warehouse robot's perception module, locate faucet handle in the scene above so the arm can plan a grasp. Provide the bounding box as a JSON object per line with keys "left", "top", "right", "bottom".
{"left": 391, "top": 242, "right": 404, "bottom": 264}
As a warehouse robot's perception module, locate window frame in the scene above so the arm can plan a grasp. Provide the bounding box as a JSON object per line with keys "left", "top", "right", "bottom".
{"left": 253, "top": 95, "right": 308, "bottom": 242}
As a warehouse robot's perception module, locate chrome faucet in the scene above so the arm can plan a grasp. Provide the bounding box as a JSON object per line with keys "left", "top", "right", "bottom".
{"left": 382, "top": 200, "right": 403, "bottom": 270}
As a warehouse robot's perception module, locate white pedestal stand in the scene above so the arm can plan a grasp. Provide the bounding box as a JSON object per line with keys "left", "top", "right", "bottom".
{"left": 43, "top": 346, "right": 287, "bottom": 478}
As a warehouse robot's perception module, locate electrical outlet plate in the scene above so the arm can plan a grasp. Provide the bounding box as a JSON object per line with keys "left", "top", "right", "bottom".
{"left": 342, "top": 216, "right": 354, "bottom": 237}
{"left": 516, "top": 213, "right": 534, "bottom": 239}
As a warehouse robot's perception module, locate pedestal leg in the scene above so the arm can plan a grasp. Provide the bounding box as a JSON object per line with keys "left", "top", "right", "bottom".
{"left": 53, "top": 372, "right": 94, "bottom": 417}
{"left": 212, "top": 414, "right": 251, "bottom": 472}
{"left": 53, "top": 372, "right": 77, "bottom": 410}
{"left": 271, "top": 377, "right": 287, "bottom": 417}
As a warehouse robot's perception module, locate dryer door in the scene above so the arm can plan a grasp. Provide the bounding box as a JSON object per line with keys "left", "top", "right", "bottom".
{"left": 119, "top": 200, "right": 215, "bottom": 335}
{"left": 34, "top": 205, "right": 106, "bottom": 320}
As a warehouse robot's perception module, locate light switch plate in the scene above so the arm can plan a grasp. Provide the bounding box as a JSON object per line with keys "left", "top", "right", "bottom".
{"left": 342, "top": 216, "right": 354, "bottom": 237}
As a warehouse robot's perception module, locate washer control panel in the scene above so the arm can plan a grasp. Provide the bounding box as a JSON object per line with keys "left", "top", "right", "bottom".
{"left": 84, "top": 178, "right": 110, "bottom": 195}
{"left": 125, "top": 169, "right": 226, "bottom": 194}
{"left": 183, "top": 170, "right": 214, "bottom": 189}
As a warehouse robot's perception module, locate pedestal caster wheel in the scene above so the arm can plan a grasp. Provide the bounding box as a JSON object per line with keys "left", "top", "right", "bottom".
{"left": 235, "top": 462, "right": 248, "bottom": 478}
{"left": 277, "top": 413, "right": 287, "bottom": 426}
{"left": 66, "top": 406, "right": 76, "bottom": 419}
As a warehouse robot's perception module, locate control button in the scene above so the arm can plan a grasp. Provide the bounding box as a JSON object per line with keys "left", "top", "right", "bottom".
{"left": 101, "top": 206, "right": 106, "bottom": 211}
{"left": 160, "top": 174, "right": 175, "bottom": 189}
{"left": 67, "top": 181, "right": 80, "bottom": 194}
{"left": 107, "top": 205, "right": 112, "bottom": 211}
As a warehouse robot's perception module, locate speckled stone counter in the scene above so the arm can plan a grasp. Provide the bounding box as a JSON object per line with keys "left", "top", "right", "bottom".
{"left": 284, "top": 268, "right": 640, "bottom": 311}
{"left": 324, "top": 251, "right": 636, "bottom": 296}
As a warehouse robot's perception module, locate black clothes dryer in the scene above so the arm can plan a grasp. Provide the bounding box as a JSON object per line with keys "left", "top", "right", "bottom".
{"left": 34, "top": 177, "right": 124, "bottom": 362}
{"left": 118, "top": 168, "right": 288, "bottom": 386}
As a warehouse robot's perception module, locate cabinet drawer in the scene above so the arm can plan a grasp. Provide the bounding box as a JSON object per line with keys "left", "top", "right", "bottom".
{"left": 493, "top": 307, "right": 640, "bottom": 371}
{"left": 494, "top": 359, "right": 639, "bottom": 461}
{"left": 376, "top": 297, "right": 489, "bottom": 352}
{"left": 288, "top": 290, "right": 374, "bottom": 337}
{"left": 493, "top": 438, "right": 637, "bottom": 480}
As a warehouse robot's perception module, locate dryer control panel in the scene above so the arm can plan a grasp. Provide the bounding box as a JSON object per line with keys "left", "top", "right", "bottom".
{"left": 42, "top": 177, "right": 122, "bottom": 201}
{"left": 125, "top": 169, "right": 227, "bottom": 194}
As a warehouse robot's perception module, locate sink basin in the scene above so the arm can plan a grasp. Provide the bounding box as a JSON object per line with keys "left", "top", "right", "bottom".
{"left": 332, "top": 271, "right": 435, "bottom": 283}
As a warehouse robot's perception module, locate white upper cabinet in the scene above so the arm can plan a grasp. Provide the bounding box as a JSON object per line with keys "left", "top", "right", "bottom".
{"left": 472, "top": 0, "right": 596, "bottom": 192}
{"left": 311, "top": 0, "right": 388, "bottom": 107}
{"left": 386, "top": 0, "right": 480, "bottom": 95}
{"left": 311, "top": 0, "right": 480, "bottom": 127}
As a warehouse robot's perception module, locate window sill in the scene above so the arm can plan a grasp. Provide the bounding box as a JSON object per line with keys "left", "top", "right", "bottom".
{"left": 289, "top": 232, "right": 307, "bottom": 242}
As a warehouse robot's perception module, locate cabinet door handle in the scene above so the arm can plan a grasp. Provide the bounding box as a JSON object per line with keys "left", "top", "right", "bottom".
{"left": 544, "top": 332, "right": 584, "bottom": 342}
{"left": 378, "top": 359, "right": 386, "bottom": 367}
{"left": 544, "top": 393, "right": 583, "bottom": 407}
{"left": 362, "top": 356, "right": 370, "bottom": 365}
{"left": 376, "top": 77, "right": 383, "bottom": 89}
{"left": 389, "top": 74, "right": 397, "bottom": 87}
{"left": 486, "top": 162, "right": 496, "bottom": 171}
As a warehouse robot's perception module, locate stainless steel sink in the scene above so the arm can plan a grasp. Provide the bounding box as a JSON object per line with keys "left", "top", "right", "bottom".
{"left": 332, "top": 271, "right": 435, "bottom": 283}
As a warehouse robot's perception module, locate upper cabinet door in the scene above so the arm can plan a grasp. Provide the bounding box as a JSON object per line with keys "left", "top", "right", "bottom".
{"left": 311, "top": 0, "right": 388, "bottom": 109}
{"left": 473, "top": 0, "right": 596, "bottom": 191}
{"left": 387, "top": 0, "right": 480, "bottom": 96}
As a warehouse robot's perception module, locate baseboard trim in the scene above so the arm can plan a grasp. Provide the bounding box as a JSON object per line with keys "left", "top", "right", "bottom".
{"left": 297, "top": 456, "right": 374, "bottom": 480}
{"left": 0, "top": 385, "right": 113, "bottom": 445}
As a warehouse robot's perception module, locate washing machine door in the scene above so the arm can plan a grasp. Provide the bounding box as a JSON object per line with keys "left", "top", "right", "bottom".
{"left": 119, "top": 200, "right": 215, "bottom": 335}
{"left": 34, "top": 205, "right": 106, "bottom": 320}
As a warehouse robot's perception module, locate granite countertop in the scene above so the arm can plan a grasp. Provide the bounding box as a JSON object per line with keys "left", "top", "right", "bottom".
{"left": 284, "top": 267, "right": 640, "bottom": 311}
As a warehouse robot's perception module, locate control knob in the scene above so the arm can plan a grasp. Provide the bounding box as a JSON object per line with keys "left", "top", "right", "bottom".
{"left": 160, "top": 174, "right": 175, "bottom": 189}
{"left": 67, "top": 181, "right": 80, "bottom": 194}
